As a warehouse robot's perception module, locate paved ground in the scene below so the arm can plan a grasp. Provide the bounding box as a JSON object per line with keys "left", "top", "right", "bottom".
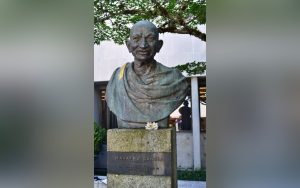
{"left": 94, "top": 176, "right": 206, "bottom": 188}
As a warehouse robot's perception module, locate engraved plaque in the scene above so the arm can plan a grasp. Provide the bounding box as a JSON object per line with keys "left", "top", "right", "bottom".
{"left": 107, "top": 152, "right": 172, "bottom": 176}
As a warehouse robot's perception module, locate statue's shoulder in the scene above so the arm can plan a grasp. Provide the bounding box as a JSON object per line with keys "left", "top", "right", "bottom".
{"left": 155, "top": 62, "right": 170, "bottom": 71}
{"left": 155, "top": 62, "right": 183, "bottom": 75}
{"left": 111, "top": 62, "right": 132, "bottom": 80}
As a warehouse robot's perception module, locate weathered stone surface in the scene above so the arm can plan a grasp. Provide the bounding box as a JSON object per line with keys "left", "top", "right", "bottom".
{"left": 107, "top": 129, "right": 171, "bottom": 152}
{"left": 107, "top": 174, "right": 171, "bottom": 188}
{"left": 107, "top": 128, "right": 177, "bottom": 188}
{"left": 107, "top": 152, "right": 172, "bottom": 176}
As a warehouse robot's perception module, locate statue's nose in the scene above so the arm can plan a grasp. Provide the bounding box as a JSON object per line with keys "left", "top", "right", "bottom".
{"left": 139, "top": 38, "right": 148, "bottom": 48}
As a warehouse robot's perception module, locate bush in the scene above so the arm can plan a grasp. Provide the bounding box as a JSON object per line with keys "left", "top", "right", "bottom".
{"left": 177, "top": 169, "right": 206, "bottom": 181}
{"left": 94, "top": 122, "right": 107, "bottom": 155}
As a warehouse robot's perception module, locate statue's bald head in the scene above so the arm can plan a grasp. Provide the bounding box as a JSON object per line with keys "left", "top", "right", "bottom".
{"left": 130, "top": 20, "right": 159, "bottom": 39}
{"left": 126, "top": 20, "right": 163, "bottom": 64}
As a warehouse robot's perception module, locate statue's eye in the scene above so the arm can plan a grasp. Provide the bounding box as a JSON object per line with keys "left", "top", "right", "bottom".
{"left": 147, "top": 36, "right": 155, "bottom": 42}
{"left": 132, "top": 36, "right": 140, "bottom": 42}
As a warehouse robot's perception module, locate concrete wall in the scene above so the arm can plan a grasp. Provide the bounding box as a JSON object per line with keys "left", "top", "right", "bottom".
{"left": 176, "top": 131, "right": 193, "bottom": 169}
{"left": 176, "top": 131, "right": 207, "bottom": 169}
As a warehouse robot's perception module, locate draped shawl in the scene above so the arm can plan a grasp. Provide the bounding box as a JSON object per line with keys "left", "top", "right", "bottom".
{"left": 106, "top": 62, "right": 188, "bottom": 123}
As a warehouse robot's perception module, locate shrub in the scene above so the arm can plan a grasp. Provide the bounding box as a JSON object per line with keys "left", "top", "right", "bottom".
{"left": 177, "top": 169, "right": 206, "bottom": 181}
{"left": 94, "top": 122, "right": 107, "bottom": 155}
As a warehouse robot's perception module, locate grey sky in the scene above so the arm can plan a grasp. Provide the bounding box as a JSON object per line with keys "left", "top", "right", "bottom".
{"left": 94, "top": 25, "right": 206, "bottom": 81}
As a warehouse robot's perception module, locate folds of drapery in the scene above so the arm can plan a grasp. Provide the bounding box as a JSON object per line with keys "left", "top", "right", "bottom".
{"left": 106, "top": 61, "right": 188, "bottom": 123}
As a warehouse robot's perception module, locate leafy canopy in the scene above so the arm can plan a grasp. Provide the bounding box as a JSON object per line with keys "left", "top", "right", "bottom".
{"left": 175, "top": 61, "right": 206, "bottom": 76}
{"left": 94, "top": 0, "right": 206, "bottom": 44}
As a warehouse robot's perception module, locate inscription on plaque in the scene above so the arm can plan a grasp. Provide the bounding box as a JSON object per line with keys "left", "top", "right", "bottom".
{"left": 107, "top": 152, "right": 172, "bottom": 176}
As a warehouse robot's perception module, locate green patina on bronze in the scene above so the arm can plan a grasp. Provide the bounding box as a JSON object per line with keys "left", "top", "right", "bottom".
{"left": 106, "top": 20, "right": 188, "bottom": 129}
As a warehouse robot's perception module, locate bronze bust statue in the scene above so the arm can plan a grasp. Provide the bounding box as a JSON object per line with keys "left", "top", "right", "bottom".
{"left": 106, "top": 20, "right": 188, "bottom": 128}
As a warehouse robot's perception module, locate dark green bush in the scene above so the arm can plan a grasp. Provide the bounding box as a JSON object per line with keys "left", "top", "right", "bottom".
{"left": 177, "top": 169, "right": 206, "bottom": 181}
{"left": 94, "top": 122, "right": 107, "bottom": 155}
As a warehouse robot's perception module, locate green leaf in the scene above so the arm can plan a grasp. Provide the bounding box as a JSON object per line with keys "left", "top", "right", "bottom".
{"left": 167, "top": 0, "right": 176, "bottom": 11}
{"left": 175, "top": 61, "right": 206, "bottom": 76}
{"left": 94, "top": 0, "right": 206, "bottom": 44}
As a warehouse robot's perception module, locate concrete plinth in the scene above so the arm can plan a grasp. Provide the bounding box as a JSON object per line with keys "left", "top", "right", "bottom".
{"left": 107, "top": 128, "right": 177, "bottom": 188}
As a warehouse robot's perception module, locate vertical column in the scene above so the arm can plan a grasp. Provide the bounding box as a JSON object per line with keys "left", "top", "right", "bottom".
{"left": 106, "top": 105, "right": 111, "bottom": 129}
{"left": 94, "top": 89, "right": 100, "bottom": 125}
{"left": 191, "top": 76, "right": 201, "bottom": 169}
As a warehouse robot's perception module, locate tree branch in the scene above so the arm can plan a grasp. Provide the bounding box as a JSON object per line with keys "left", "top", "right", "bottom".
{"left": 151, "top": 0, "right": 206, "bottom": 41}
{"left": 94, "top": 0, "right": 206, "bottom": 42}
{"left": 159, "top": 27, "right": 206, "bottom": 41}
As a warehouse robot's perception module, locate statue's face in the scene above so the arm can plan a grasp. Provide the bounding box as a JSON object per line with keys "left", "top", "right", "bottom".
{"left": 127, "top": 24, "right": 163, "bottom": 63}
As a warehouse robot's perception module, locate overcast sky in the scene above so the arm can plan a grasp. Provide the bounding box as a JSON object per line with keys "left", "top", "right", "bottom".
{"left": 94, "top": 25, "right": 206, "bottom": 81}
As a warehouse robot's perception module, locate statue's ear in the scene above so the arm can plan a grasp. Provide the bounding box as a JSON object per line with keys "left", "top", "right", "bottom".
{"left": 126, "top": 40, "right": 132, "bottom": 53}
{"left": 156, "top": 40, "right": 163, "bottom": 53}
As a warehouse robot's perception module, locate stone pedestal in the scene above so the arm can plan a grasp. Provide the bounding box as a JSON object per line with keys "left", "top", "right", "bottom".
{"left": 107, "top": 128, "right": 177, "bottom": 188}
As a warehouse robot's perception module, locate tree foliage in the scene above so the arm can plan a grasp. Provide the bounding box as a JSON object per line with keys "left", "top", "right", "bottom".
{"left": 94, "top": 0, "right": 206, "bottom": 44}
{"left": 175, "top": 61, "right": 206, "bottom": 76}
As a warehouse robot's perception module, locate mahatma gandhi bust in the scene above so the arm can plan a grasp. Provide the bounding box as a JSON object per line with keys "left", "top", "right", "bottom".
{"left": 106, "top": 20, "right": 188, "bottom": 129}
